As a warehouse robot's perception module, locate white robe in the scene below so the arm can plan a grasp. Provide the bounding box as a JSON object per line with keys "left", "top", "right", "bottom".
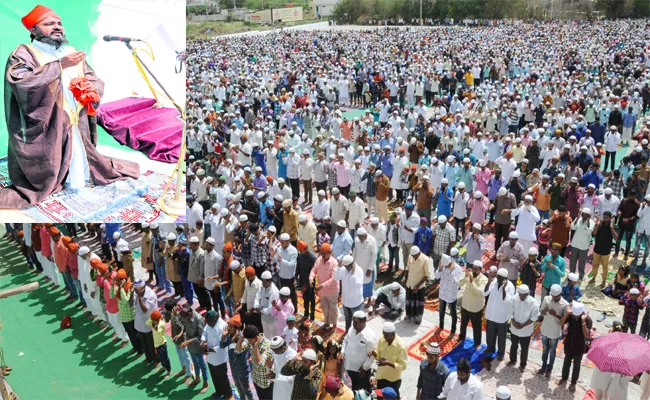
{"left": 390, "top": 156, "right": 409, "bottom": 190}
{"left": 512, "top": 205, "right": 541, "bottom": 242}
{"left": 272, "top": 346, "right": 297, "bottom": 400}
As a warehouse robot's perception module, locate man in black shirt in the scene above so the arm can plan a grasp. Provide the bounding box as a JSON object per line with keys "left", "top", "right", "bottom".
{"left": 240, "top": 190, "right": 260, "bottom": 224}
{"left": 295, "top": 240, "right": 316, "bottom": 321}
{"left": 616, "top": 191, "right": 640, "bottom": 258}
{"left": 591, "top": 211, "right": 618, "bottom": 287}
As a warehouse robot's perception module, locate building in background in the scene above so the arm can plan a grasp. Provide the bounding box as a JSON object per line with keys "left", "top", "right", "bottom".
{"left": 309, "top": 0, "right": 340, "bottom": 18}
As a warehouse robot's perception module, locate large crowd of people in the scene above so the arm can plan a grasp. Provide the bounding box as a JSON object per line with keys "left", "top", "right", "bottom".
{"left": 181, "top": 19, "right": 650, "bottom": 400}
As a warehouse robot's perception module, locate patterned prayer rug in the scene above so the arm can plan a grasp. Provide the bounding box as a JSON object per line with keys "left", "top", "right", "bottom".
{"left": 477, "top": 359, "right": 589, "bottom": 400}
{"left": 529, "top": 322, "right": 598, "bottom": 368}
{"left": 407, "top": 326, "right": 461, "bottom": 361}
{"left": 0, "top": 157, "right": 183, "bottom": 222}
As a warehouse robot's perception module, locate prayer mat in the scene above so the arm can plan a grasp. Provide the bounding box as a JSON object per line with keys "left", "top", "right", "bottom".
{"left": 476, "top": 359, "right": 589, "bottom": 400}
{"left": 296, "top": 291, "right": 376, "bottom": 325}
{"left": 407, "top": 326, "right": 461, "bottom": 361}
{"left": 0, "top": 158, "right": 183, "bottom": 222}
{"left": 529, "top": 322, "right": 598, "bottom": 368}
{"left": 440, "top": 338, "right": 492, "bottom": 374}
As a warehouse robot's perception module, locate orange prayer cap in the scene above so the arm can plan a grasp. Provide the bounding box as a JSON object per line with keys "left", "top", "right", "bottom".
{"left": 22, "top": 5, "right": 60, "bottom": 31}
{"left": 97, "top": 263, "right": 108, "bottom": 274}
{"left": 60, "top": 315, "right": 72, "bottom": 330}
{"left": 506, "top": 151, "right": 513, "bottom": 157}
{"left": 67, "top": 243, "right": 79, "bottom": 253}
{"left": 297, "top": 240, "right": 308, "bottom": 251}
{"left": 320, "top": 243, "right": 332, "bottom": 253}
{"left": 245, "top": 266, "right": 255, "bottom": 277}
{"left": 116, "top": 269, "right": 127, "bottom": 279}
{"left": 49, "top": 227, "right": 60, "bottom": 235}
{"left": 90, "top": 258, "right": 102, "bottom": 269}
{"left": 18, "top": 230, "right": 24, "bottom": 237}
{"left": 266, "top": 176, "right": 273, "bottom": 182}
{"left": 62, "top": 236, "right": 72, "bottom": 246}
{"left": 410, "top": 166, "right": 417, "bottom": 171}
{"left": 399, "top": 147, "right": 405, "bottom": 152}
{"left": 228, "top": 314, "right": 242, "bottom": 328}
{"left": 150, "top": 310, "right": 163, "bottom": 321}
{"left": 223, "top": 242, "right": 233, "bottom": 252}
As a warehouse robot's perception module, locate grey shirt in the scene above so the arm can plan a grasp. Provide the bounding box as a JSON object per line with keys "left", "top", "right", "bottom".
{"left": 494, "top": 193, "right": 517, "bottom": 225}
{"left": 181, "top": 310, "right": 206, "bottom": 354}
{"left": 188, "top": 248, "right": 205, "bottom": 284}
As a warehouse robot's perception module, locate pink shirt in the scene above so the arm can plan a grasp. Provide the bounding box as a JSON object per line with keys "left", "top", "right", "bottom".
{"left": 98, "top": 271, "right": 119, "bottom": 314}
{"left": 332, "top": 162, "right": 351, "bottom": 187}
{"left": 468, "top": 196, "right": 490, "bottom": 226}
{"left": 474, "top": 168, "right": 492, "bottom": 195}
{"left": 270, "top": 298, "right": 294, "bottom": 334}
{"left": 309, "top": 256, "right": 339, "bottom": 297}
{"left": 39, "top": 228, "right": 52, "bottom": 258}
{"left": 67, "top": 252, "right": 79, "bottom": 279}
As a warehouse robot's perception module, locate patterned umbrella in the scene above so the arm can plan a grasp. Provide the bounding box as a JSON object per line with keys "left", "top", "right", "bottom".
{"left": 586, "top": 332, "right": 650, "bottom": 376}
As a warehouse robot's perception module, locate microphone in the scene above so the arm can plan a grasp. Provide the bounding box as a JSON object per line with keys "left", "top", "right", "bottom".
{"left": 103, "top": 35, "right": 141, "bottom": 43}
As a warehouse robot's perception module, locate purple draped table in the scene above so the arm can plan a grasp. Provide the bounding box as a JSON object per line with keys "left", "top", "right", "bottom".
{"left": 97, "top": 97, "right": 181, "bottom": 163}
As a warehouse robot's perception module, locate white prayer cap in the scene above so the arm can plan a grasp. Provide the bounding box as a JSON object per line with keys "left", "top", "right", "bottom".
{"left": 113, "top": 232, "right": 121, "bottom": 239}
{"left": 270, "top": 336, "right": 285, "bottom": 349}
{"left": 450, "top": 247, "right": 459, "bottom": 256}
{"left": 426, "top": 342, "right": 441, "bottom": 355}
{"left": 332, "top": 188, "right": 340, "bottom": 194}
{"left": 353, "top": 310, "right": 367, "bottom": 319}
{"left": 490, "top": 266, "right": 498, "bottom": 273}
{"left": 410, "top": 246, "right": 421, "bottom": 256}
{"left": 441, "top": 178, "right": 449, "bottom": 184}
{"left": 630, "top": 288, "right": 640, "bottom": 295}
{"left": 279, "top": 287, "right": 291, "bottom": 296}
{"left": 303, "top": 349, "right": 317, "bottom": 361}
{"left": 357, "top": 228, "right": 367, "bottom": 236}
{"left": 513, "top": 170, "right": 521, "bottom": 178}
{"left": 268, "top": 226, "right": 277, "bottom": 233}
{"left": 229, "top": 260, "right": 240, "bottom": 270}
{"left": 342, "top": 255, "right": 354, "bottom": 266}
{"left": 261, "top": 271, "right": 272, "bottom": 280}
{"left": 205, "top": 237, "right": 215, "bottom": 245}
{"left": 518, "top": 284, "right": 530, "bottom": 294}
{"left": 337, "top": 220, "right": 347, "bottom": 228}
{"left": 150, "top": 223, "right": 159, "bottom": 229}
{"left": 568, "top": 273, "right": 579, "bottom": 282}
{"left": 298, "top": 214, "right": 307, "bottom": 222}
{"left": 370, "top": 217, "right": 379, "bottom": 224}
{"left": 528, "top": 248, "right": 538, "bottom": 255}
{"left": 239, "top": 215, "right": 249, "bottom": 222}
{"left": 382, "top": 322, "right": 396, "bottom": 333}
{"left": 472, "top": 223, "right": 481, "bottom": 230}
{"left": 497, "top": 268, "right": 508, "bottom": 278}
{"left": 100, "top": 224, "right": 106, "bottom": 229}
{"left": 496, "top": 386, "right": 511, "bottom": 399}
{"left": 167, "top": 233, "right": 177, "bottom": 240}
{"left": 390, "top": 282, "right": 401, "bottom": 290}
{"left": 550, "top": 284, "right": 562, "bottom": 296}
{"left": 442, "top": 254, "right": 451, "bottom": 266}
{"left": 498, "top": 187, "right": 508, "bottom": 196}
{"left": 437, "top": 215, "right": 447, "bottom": 223}
{"left": 509, "top": 231, "right": 518, "bottom": 239}
{"left": 142, "top": 223, "right": 150, "bottom": 228}
{"left": 220, "top": 208, "right": 229, "bottom": 216}
{"left": 473, "top": 260, "right": 483, "bottom": 268}
{"left": 604, "top": 188, "right": 613, "bottom": 195}
{"left": 78, "top": 246, "right": 90, "bottom": 256}
{"left": 279, "top": 233, "right": 290, "bottom": 241}
{"left": 474, "top": 191, "right": 482, "bottom": 198}
{"left": 457, "top": 182, "right": 466, "bottom": 189}
{"left": 318, "top": 190, "right": 326, "bottom": 196}
{"left": 524, "top": 195, "right": 533, "bottom": 201}
{"left": 133, "top": 279, "right": 145, "bottom": 288}
{"left": 257, "top": 191, "right": 266, "bottom": 199}
{"left": 571, "top": 301, "right": 585, "bottom": 316}
{"left": 587, "top": 183, "right": 596, "bottom": 189}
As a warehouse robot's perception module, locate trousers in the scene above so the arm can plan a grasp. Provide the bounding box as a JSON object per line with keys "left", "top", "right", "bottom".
{"left": 485, "top": 320, "right": 507, "bottom": 358}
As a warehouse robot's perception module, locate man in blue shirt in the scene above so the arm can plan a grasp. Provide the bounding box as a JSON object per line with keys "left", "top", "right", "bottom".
{"left": 331, "top": 220, "right": 353, "bottom": 260}
{"left": 540, "top": 243, "right": 567, "bottom": 297}
{"left": 580, "top": 164, "right": 604, "bottom": 189}
{"left": 589, "top": 117, "right": 606, "bottom": 145}
{"left": 379, "top": 132, "right": 396, "bottom": 152}
{"left": 258, "top": 192, "right": 274, "bottom": 229}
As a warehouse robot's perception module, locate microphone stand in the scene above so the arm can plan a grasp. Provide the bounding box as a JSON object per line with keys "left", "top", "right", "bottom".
{"left": 120, "top": 40, "right": 186, "bottom": 217}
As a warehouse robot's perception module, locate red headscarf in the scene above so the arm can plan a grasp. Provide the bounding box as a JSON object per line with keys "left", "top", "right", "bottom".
{"left": 22, "top": 5, "right": 59, "bottom": 30}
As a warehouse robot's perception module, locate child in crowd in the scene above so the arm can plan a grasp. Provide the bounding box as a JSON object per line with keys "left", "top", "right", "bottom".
{"left": 317, "top": 223, "right": 331, "bottom": 249}
{"left": 297, "top": 320, "right": 312, "bottom": 352}
{"left": 536, "top": 220, "right": 551, "bottom": 261}
{"left": 618, "top": 288, "right": 645, "bottom": 334}
{"left": 282, "top": 315, "right": 299, "bottom": 352}
{"left": 146, "top": 309, "right": 171, "bottom": 377}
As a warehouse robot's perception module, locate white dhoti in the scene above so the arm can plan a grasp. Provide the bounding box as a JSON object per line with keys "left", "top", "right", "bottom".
{"left": 107, "top": 311, "right": 129, "bottom": 341}
{"left": 262, "top": 317, "right": 276, "bottom": 339}
{"left": 82, "top": 289, "right": 97, "bottom": 316}
{"left": 622, "top": 127, "right": 633, "bottom": 142}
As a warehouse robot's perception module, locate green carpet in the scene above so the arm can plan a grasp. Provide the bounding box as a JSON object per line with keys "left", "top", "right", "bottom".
{"left": 0, "top": 241, "right": 199, "bottom": 399}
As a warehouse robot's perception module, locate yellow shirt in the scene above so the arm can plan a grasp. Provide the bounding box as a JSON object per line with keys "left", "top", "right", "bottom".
{"left": 376, "top": 335, "right": 408, "bottom": 382}
{"left": 227, "top": 268, "right": 246, "bottom": 301}
{"left": 459, "top": 272, "right": 488, "bottom": 313}
{"left": 406, "top": 254, "right": 431, "bottom": 289}
{"left": 146, "top": 318, "right": 167, "bottom": 347}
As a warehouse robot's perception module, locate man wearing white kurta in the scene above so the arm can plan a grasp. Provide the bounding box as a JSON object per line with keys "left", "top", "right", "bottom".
{"left": 352, "top": 229, "right": 378, "bottom": 305}
{"left": 270, "top": 336, "right": 296, "bottom": 400}
{"left": 507, "top": 284, "right": 539, "bottom": 370}
{"left": 511, "top": 195, "right": 541, "bottom": 251}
